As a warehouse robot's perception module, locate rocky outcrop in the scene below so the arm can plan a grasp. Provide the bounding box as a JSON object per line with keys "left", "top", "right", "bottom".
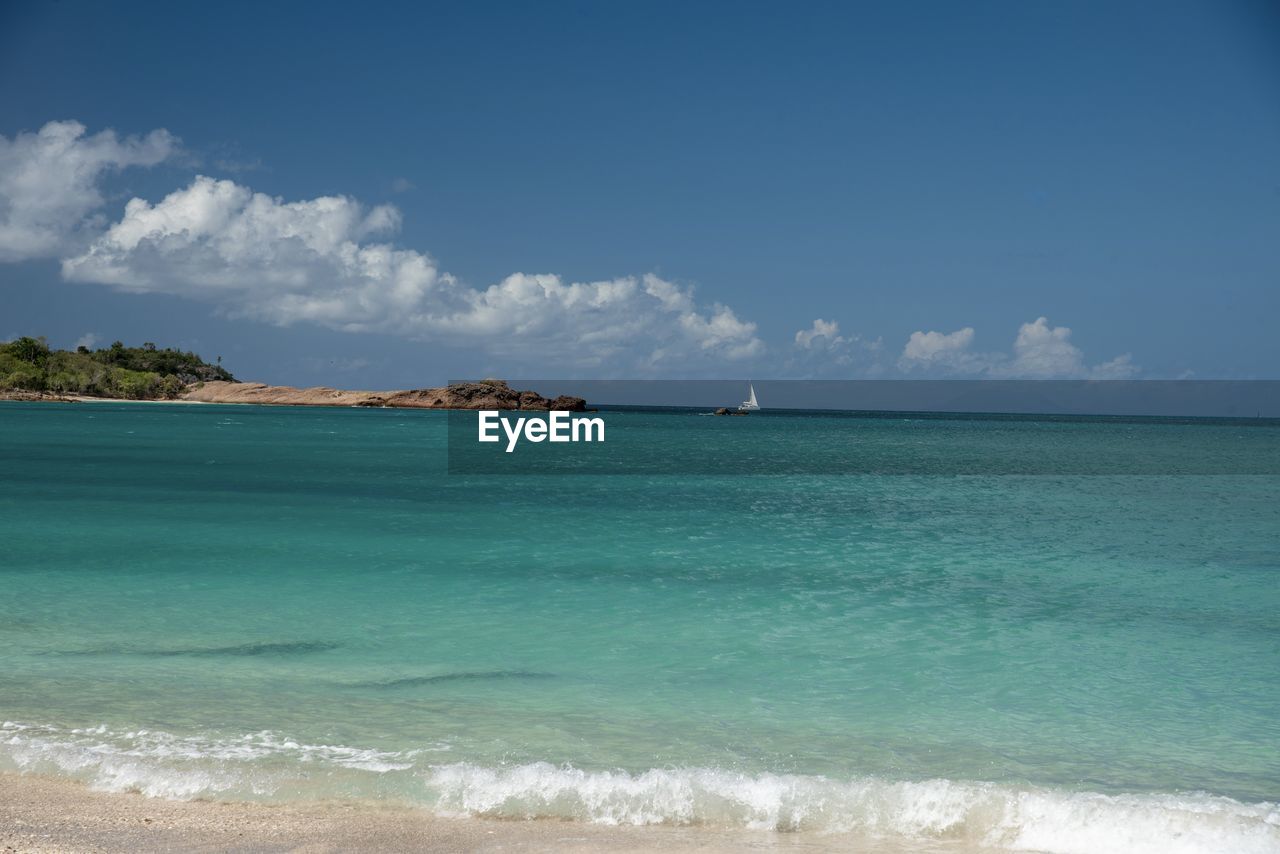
{"left": 713, "top": 407, "right": 748, "bottom": 416}
{"left": 182, "top": 379, "right": 587, "bottom": 411}
{"left": 0, "top": 389, "right": 77, "bottom": 403}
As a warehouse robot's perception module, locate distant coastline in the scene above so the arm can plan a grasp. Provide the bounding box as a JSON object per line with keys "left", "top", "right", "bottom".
{"left": 0, "top": 337, "right": 586, "bottom": 411}
{"left": 0, "top": 379, "right": 588, "bottom": 412}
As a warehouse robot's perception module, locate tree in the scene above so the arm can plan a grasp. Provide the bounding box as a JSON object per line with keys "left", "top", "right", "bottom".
{"left": 160, "top": 374, "right": 184, "bottom": 399}
{"left": 48, "top": 371, "right": 81, "bottom": 394}
{"left": 116, "top": 371, "right": 156, "bottom": 399}
{"left": 6, "top": 364, "right": 46, "bottom": 391}
{"left": 3, "top": 336, "right": 51, "bottom": 367}
{"left": 3, "top": 337, "right": 232, "bottom": 397}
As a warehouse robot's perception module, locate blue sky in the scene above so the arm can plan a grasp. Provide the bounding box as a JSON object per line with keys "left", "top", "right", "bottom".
{"left": 1, "top": 0, "right": 1277, "bottom": 384}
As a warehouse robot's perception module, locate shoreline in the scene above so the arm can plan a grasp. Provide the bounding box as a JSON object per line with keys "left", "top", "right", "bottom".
{"left": 0, "top": 391, "right": 208, "bottom": 406}
{"left": 0, "top": 380, "right": 590, "bottom": 412}
{"left": 71, "top": 394, "right": 208, "bottom": 405}
{"left": 0, "top": 772, "right": 923, "bottom": 853}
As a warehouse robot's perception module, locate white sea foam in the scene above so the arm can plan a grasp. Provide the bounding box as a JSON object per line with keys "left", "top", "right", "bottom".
{"left": 0, "top": 721, "right": 424, "bottom": 799}
{"left": 2, "top": 722, "right": 1277, "bottom": 853}
{"left": 426, "top": 762, "right": 1280, "bottom": 854}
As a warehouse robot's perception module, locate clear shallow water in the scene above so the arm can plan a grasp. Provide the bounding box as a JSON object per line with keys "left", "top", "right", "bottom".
{"left": 1, "top": 401, "right": 1278, "bottom": 852}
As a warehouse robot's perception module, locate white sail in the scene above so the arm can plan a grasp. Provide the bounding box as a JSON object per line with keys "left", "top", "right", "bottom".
{"left": 739, "top": 383, "right": 760, "bottom": 411}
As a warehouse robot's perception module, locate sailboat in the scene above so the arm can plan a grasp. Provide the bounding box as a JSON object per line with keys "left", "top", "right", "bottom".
{"left": 738, "top": 383, "right": 761, "bottom": 412}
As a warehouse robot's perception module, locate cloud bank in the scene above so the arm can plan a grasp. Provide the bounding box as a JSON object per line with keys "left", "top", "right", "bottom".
{"left": 898, "top": 317, "right": 1138, "bottom": 378}
{"left": 1, "top": 120, "right": 1141, "bottom": 377}
{"left": 59, "top": 174, "right": 761, "bottom": 366}
{"left": 0, "top": 121, "right": 761, "bottom": 369}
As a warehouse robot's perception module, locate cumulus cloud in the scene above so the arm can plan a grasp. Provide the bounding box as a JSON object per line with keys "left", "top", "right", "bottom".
{"left": 899, "top": 318, "right": 1138, "bottom": 378}
{"left": 1089, "top": 353, "right": 1139, "bottom": 380}
{"left": 0, "top": 120, "right": 175, "bottom": 262}
{"left": 790, "top": 318, "right": 884, "bottom": 373}
{"left": 1000, "top": 317, "right": 1139, "bottom": 378}
{"left": 1002, "top": 316, "right": 1086, "bottom": 377}
{"left": 59, "top": 174, "right": 762, "bottom": 367}
{"left": 0, "top": 121, "right": 762, "bottom": 369}
{"left": 898, "top": 327, "right": 987, "bottom": 374}
{"left": 2, "top": 120, "right": 1147, "bottom": 377}
{"left": 795, "top": 318, "right": 842, "bottom": 350}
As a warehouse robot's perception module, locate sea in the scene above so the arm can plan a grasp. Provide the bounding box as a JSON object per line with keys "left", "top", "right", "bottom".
{"left": 1, "top": 400, "right": 1278, "bottom": 853}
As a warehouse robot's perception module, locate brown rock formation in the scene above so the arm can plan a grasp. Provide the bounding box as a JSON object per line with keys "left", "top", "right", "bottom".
{"left": 181, "top": 380, "right": 586, "bottom": 411}
{"left": 0, "top": 389, "right": 77, "bottom": 403}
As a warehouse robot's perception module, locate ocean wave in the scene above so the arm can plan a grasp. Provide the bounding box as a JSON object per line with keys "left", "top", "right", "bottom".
{"left": 362, "top": 670, "right": 558, "bottom": 688}
{"left": 2, "top": 721, "right": 1276, "bottom": 853}
{"left": 45, "top": 640, "right": 341, "bottom": 657}
{"left": 428, "top": 762, "right": 1280, "bottom": 853}
{"left": 0, "top": 721, "right": 431, "bottom": 798}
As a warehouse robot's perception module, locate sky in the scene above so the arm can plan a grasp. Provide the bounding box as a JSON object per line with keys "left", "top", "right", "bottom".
{"left": 1, "top": 0, "right": 1277, "bottom": 386}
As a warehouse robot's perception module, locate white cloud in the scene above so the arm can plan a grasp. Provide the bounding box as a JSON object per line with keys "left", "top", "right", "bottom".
{"left": 60, "top": 174, "right": 763, "bottom": 368}
{"left": 74, "top": 332, "right": 99, "bottom": 350}
{"left": 389, "top": 177, "right": 415, "bottom": 194}
{"left": 2, "top": 120, "right": 1148, "bottom": 378}
{"left": 901, "top": 326, "right": 974, "bottom": 361}
{"left": 0, "top": 120, "right": 175, "bottom": 262}
{"left": 1090, "top": 352, "right": 1139, "bottom": 379}
{"left": 999, "top": 317, "right": 1140, "bottom": 378}
{"left": 790, "top": 318, "right": 885, "bottom": 374}
{"left": 898, "top": 327, "right": 989, "bottom": 374}
{"left": 795, "top": 318, "right": 843, "bottom": 350}
{"left": 1002, "top": 316, "right": 1085, "bottom": 377}
{"left": 899, "top": 318, "right": 1139, "bottom": 378}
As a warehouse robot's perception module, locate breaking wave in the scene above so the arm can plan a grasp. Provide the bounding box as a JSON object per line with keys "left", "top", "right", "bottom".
{"left": 427, "top": 762, "right": 1280, "bottom": 853}
{"left": 2, "top": 721, "right": 1277, "bottom": 854}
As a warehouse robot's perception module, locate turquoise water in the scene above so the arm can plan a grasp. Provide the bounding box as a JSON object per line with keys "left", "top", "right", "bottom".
{"left": 2, "top": 401, "right": 1278, "bottom": 852}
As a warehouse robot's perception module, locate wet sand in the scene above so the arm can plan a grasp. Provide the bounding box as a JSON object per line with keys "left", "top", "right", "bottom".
{"left": 0, "top": 772, "right": 932, "bottom": 853}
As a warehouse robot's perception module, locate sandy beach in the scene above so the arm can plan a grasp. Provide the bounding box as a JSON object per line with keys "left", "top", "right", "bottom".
{"left": 0, "top": 773, "right": 934, "bottom": 854}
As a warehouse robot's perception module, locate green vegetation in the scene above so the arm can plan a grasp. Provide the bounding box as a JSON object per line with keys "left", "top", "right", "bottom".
{"left": 0, "top": 337, "right": 235, "bottom": 400}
